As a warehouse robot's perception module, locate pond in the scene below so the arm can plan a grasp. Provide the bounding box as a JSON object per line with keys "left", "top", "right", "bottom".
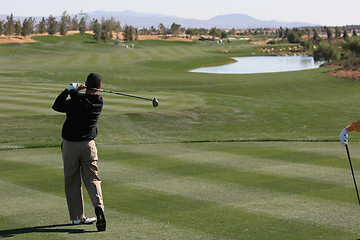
{"left": 189, "top": 56, "right": 322, "bottom": 74}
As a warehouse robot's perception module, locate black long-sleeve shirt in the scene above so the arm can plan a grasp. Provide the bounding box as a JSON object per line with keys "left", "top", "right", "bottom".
{"left": 52, "top": 90, "right": 103, "bottom": 141}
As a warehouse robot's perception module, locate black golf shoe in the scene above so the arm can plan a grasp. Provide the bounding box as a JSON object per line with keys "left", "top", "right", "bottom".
{"left": 95, "top": 206, "right": 106, "bottom": 231}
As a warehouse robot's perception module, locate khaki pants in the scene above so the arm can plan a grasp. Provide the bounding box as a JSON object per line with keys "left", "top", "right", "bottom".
{"left": 62, "top": 139, "right": 104, "bottom": 220}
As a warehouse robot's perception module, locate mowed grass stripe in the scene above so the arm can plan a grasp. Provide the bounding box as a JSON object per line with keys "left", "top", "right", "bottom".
{"left": 0, "top": 83, "right": 57, "bottom": 91}
{"left": 126, "top": 176, "right": 360, "bottom": 233}
{"left": 125, "top": 50, "right": 147, "bottom": 62}
{"left": 154, "top": 46, "right": 190, "bottom": 58}
{"left": 0, "top": 102, "right": 55, "bottom": 115}
{"left": 0, "top": 91, "right": 55, "bottom": 108}
{"left": 96, "top": 53, "right": 111, "bottom": 65}
{"left": 173, "top": 151, "right": 352, "bottom": 186}
{"left": 101, "top": 92, "right": 205, "bottom": 112}
{"left": 145, "top": 48, "right": 168, "bottom": 60}
{"left": 167, "top": 46, "right": 193, "bottom": 56}
{"left": 102, "top": 105, "right": 155, "bottom": 113}
{"left": 0, "top": 180, "right": 67, "bottom": 218}
{"left": 1, "top": 147, "right": 359, "bottom": 238}
{"left": 76, "top": 53, "right": 100, "bottom": 66}
{"left": 1, "top": 103, "right": 54, "bottom": 115}
{"left": 0, "top": 147, "right": 62, "bottom": 168}
{"left": 109, "top": 52, "right": 130, "bottom": 64}
{"left": 1, "top": 84, "right": 65, "bottom": 92}
{"left": 0, "top": 88, "right": 57, "bottom": 95}
{"left": 104, "top": 181, "right": 356, "bottom": 239}
{"left": 2, "top": 143, "right": 351, "bottom": 190}
{"left": 0, "top": 180, "right": 218, "bottom": 239}
{"left": 117, "top": 51, "right": 132, "bottom": 62}
{"left": 0, "top": 94, "right": 54, "bottom": 105}
{"left": 99, "top": 150, "right": 346, "bottom": 199}
{"left": 109, "top": 143, "right": 354, "bottom": 187}
{"left": 84, "top": 53, "right": 100, "bottom": 65}
{"left": 50, "top": 53, "right": 77, "bottom": 66}
{"left": 0, "top": 89, "right": 205, "bottom": 115}
{"left": 25, "top": 56, "right": 58, "bottom": 66}
{"left": 133, "top": 49, "right": 153, "bottom": 61}
{"left": 96, "top": 149, "right": 360, "bottom": 233}
{"left": 0, "top": 180, "right": 71, "bottom": 240}
{"left": 0, "top": 85, "right": 205, "bottom": 112}
{"left": 1, "top": 92, "right": 58, "bottom": 102}
{"left": 139, "top": 49, "right": 167, "bottom": 61}
{"left": 100, "top": 161, "right": 359, "bottom": 237}
{"left": 0, "top": 154, "right": 226, "bottom": 239}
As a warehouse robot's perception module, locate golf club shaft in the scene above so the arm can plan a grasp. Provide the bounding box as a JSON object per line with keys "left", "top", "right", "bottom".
{"left": 91, "top": 88, "right": 153, "bottom": 101}
{"left": 345, "top": 145, "right": 360, "bottom": 206}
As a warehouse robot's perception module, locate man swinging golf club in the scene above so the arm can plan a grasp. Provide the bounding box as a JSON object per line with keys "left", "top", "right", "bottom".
{"left": 52, "top": 73, "right": 106, "bottom": 231}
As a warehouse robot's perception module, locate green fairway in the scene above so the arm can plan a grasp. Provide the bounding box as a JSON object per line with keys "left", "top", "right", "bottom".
{"left": 1, "top": 34, "right": 360, "bottom": 239}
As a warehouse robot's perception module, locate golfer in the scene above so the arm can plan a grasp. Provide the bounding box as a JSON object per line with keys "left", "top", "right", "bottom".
{"left": 339, "top": 120, "right": 360, "bottom": 146}
{"left": 52, "top": 73, "right": 106, "bottom": 231}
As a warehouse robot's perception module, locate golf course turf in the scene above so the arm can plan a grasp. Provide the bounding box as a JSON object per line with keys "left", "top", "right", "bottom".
{"left": 1, "top": 33, "right": 360, "bottom": 239}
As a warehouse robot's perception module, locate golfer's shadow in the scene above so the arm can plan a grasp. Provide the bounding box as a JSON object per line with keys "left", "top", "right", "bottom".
{"left": 0, "top": 223, "right": 97, "bottom": 238}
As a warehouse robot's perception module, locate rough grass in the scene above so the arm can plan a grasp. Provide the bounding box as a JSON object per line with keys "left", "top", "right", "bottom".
{"left": 1, "top": 34, "right": 360, "bottom": 239}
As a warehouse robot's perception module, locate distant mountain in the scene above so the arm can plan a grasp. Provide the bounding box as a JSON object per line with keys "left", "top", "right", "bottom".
{"left": 205, "top": 14, "right": 316, "bottom": 29}
{"left": 85, "top": 11, "right": 318, "bottom": 29}
{"left": 91, "top": 10, "right": 172, "bottom": 19}
{"left": 0, "top": 10, "right": 318, "bottom": 29}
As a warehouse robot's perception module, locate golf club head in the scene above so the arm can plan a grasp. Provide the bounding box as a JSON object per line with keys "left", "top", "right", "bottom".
{"left": 152, "top": 98, "right": 158, "bottom": 107}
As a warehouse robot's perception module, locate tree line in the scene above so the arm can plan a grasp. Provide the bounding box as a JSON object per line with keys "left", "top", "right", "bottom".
{"left": 0, "top": 12, "right": 287, "bottom": 43}
{"left": 274, "top": 26, "right": 360, "bottom": 63}
{"left": 278, "top": 26, "right": 358, "bottom": 44}
{"left": 0, "top": 12, "right": 232, "bottom": 42}
{"left": 1, "top": 12, "right": 359, "bottom": 51}
{"left": 0, "top": 12, "right": 125, "bottom": 42}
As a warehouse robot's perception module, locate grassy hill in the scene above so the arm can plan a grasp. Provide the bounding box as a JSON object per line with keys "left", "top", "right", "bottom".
{"left": 1, "top": 34, "right": 360, "bottom": 239}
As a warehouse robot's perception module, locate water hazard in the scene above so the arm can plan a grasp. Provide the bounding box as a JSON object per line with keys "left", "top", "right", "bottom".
{"left": 190, "top": 56, "right": 322, "bottom": 74}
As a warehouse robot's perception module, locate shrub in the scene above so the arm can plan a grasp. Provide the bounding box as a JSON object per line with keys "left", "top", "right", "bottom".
{"left": 343, "top": 37, "right": 360, "bottom": 55}
{"left": 286, "top": 30, "right": 301, "bottom": 43}
{"left": 339, "top": 56, "right": 360, "bottom": 70}
{"left": 300, "top": 39, "right": 313, "bottom": 50}
{"left": 313, "top": 41, "right": 341, "bottom": 63}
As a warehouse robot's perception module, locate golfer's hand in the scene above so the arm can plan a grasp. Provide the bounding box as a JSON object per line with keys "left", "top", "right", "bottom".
{"left": 66, "top": 83, "right": 82, "bottom": 92}
{"left": 340, "top": 128, "right": 348, "bottom": 146}
{"left": 78, "top": 84, "right": 86, "bottom": 91}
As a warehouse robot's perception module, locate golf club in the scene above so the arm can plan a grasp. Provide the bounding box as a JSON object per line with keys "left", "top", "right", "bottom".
{"left": 345, "top": 145, "right": 360, "bottom": 206}
{"left": 90, "top": 88, "right": 158, "bottom": 107}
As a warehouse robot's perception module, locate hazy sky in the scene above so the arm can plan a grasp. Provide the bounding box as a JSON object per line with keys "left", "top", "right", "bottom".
{"left": 1, "top": 0, "right": 359, "bottom": 26}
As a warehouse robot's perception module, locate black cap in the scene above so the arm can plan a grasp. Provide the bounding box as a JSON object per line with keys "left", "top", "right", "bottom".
{"left": 86, "top": 73, "right": 102, "bottom": 89}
